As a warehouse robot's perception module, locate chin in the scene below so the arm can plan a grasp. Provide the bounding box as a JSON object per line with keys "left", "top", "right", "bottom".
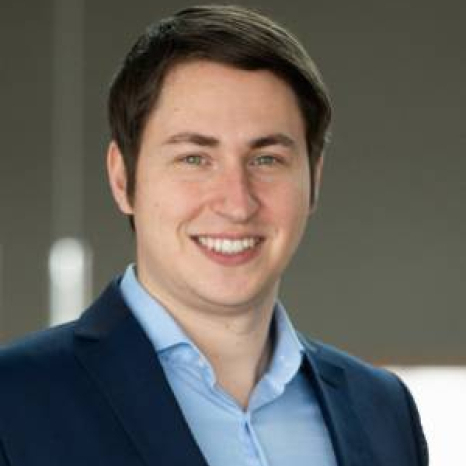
{"left": 195, "top": 281, "right": 277, "bottom": 311}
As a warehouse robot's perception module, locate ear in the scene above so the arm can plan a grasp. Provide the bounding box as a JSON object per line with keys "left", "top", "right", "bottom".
{"left": 106, "top": 141, "right": 133, "bottom": 215}
{"left": 310, "top": 155, "right": 324, "bottom": 214}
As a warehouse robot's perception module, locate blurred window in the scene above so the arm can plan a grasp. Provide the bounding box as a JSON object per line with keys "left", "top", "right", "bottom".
{"left": 390, "top": 366, "right": 466, "bottom": 466}
{"left": 48, "top": 238, "right": 92, "bottom": 325}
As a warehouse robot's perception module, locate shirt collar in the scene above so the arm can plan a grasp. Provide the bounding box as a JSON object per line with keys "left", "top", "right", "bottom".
{"left": 260, "top": 301, "right": 304, "bottom": 395}
{"left": 120, "top": 264, "right": 191, "bottom": 352}
{"left": 119, "top": 264, "right": 304, "bottom": 391}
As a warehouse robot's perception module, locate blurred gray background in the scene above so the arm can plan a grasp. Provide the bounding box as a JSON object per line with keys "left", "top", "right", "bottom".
{"left": 1, "top": 0, "right": 464, "bottom": 364}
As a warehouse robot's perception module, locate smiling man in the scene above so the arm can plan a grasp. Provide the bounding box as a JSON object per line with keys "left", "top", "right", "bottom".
{"left": 0, "top": 5, "right": 428, "bottom": 466}
{"left": 108, "top": 59, "right": 312, "bottom": 410}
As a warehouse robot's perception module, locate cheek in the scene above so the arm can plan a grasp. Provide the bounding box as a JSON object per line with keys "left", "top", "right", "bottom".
{"left": 260, "top": 178, "right": 310, "bottom": 223}
{"left": 284, "top": 192, "right": 309, "bottom": 229}
{"left": 261, "top": 191, "right": 309, "bottom": 245}
{"left": 139, "top": 180, "right": 204, "bottom": 225}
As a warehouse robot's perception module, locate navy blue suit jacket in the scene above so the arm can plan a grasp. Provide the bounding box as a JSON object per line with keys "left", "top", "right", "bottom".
{"left": 0, "top": 279, "right": 428, "bottom": 465}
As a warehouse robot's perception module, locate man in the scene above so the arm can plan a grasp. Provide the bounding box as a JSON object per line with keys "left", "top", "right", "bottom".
{"left": 0, "top": 5, "right": 428, "bottom": 466}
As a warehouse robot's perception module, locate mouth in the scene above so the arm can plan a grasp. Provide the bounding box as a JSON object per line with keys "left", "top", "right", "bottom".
{"left": 191, "top": 235, "right": 264, "bottom": 260}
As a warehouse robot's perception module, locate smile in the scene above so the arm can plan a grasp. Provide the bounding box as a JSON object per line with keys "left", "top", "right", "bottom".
{"left": 195, "top": 236, "right": 262, "bottom": 255}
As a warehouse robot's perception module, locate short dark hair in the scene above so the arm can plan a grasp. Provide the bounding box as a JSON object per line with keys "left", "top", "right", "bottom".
{"left": 108, "top": 4, "right": 332, "bottom": 222}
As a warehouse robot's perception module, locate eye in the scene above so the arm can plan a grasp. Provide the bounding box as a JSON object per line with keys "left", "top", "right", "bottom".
{"left": 181, "top": 154, "right": 205, "bottom": 166}
{"left": 252, "top": 154, "right": 282, "bottom": 166}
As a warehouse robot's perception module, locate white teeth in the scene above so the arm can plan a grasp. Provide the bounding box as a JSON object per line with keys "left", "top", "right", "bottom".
{"left": 197, "top": 236, "right": 259, "bottom": 255}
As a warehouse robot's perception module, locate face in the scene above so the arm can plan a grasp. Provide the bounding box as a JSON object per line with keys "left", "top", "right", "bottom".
{"left": 108, "top": 60, "right": 319, "bottom": 315}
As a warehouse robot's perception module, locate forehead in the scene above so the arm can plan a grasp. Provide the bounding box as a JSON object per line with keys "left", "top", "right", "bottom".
{"left": 146, "top": 59, "right": 306, "bottom": 141}
{"left": 160, "top": 59, "right": 297, "bottom": 104}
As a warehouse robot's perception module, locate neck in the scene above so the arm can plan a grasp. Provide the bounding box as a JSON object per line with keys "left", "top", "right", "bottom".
{"left": 179, "top": 302, "right": 276, "bottom": 408}
{"left": 140, "top": 276, "right": 278, "bottom": 409}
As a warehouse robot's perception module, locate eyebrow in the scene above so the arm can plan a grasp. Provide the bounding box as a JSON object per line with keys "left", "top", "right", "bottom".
{"left": 163, "top": 132, "right": 219, "bottom": 147}
{"left": 162, "top": 132, "right": 297, "bottom": 150}
{"left": 249, "top": 133, "right": 296, "bottom": 150}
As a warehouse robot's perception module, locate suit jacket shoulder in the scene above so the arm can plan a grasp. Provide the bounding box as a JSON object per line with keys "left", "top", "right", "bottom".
{"left": 299, "top": 334, "right": 429, "bottom": 466}
{"left": 0, "top": 280, "right": 207, "bottom": 466}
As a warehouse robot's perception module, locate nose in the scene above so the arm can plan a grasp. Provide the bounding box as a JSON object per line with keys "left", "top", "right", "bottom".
{"left": 210, "top": 163, "right": 260, "bottom": 222}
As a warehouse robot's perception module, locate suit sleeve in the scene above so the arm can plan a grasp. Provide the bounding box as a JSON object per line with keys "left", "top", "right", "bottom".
{"left": 0, "top": 440, "right": 11, "bottom": 466}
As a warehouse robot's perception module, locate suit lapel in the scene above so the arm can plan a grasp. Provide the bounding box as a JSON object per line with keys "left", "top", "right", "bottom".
{"left": 73, "top": 281, "right": 209, "bottom": 466}
{"left": 301, "top": 342, "right": 379, "bottom": 466}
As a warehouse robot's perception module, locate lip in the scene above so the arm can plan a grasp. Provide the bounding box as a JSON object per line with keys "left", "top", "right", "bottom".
{"left": 190, "top": 234, "right": 264, "bottom": 266}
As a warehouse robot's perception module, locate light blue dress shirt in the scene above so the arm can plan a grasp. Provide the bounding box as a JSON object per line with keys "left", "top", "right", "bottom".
{"left": 120, "top": 265, "right": 337, "bottom": 466}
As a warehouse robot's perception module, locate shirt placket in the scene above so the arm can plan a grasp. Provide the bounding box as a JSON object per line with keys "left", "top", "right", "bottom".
{"left": 239, "top": 410, "right": 269, "bottom": 466}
